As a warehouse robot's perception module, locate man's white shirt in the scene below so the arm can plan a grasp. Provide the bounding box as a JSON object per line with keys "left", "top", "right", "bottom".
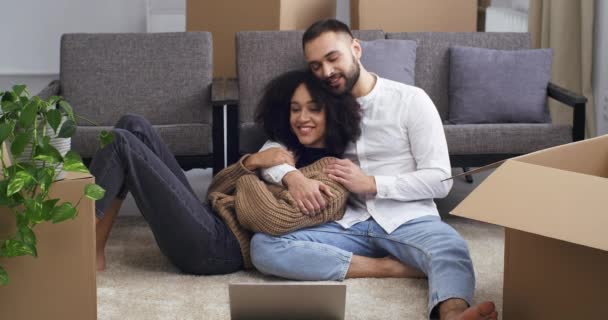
{"left": 260, "top": 76, "right": 453, "bottom": 234}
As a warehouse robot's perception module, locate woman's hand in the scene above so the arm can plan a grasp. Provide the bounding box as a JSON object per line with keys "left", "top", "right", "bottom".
{"left": 244, "top": 147, "right": 295, "bottom": 170}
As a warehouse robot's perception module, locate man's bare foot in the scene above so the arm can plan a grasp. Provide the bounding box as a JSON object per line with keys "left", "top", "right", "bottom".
{"left": 379, "top": 256, "right": 426, "bottom": 278}
{"left": 440, "top": 299, "right": 497, "bottom": 320}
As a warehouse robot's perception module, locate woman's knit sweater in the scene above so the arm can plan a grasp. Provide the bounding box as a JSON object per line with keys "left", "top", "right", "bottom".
{"left": 206, "top": 155, "right": 349, "bottom": 269}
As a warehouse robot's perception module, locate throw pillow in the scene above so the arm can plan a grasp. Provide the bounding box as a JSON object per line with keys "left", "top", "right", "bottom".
{"left": 448, "top": 46, "right": 553, "bottom": 124}
{"left": 359, "top": 39, "right": 417, "bottom": 86}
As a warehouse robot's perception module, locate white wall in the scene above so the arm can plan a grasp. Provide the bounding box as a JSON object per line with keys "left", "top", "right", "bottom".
{"left": 594, "top": 0, "right": 608, "bottom": 136}
{"left": 1, "top": 0, "right": 146, "bottom": 75}
{"left": 0, "top": 0, "right": 147, "bottom": 95}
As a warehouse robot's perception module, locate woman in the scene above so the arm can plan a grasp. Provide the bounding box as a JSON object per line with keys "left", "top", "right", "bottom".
{"left": 91, "top": 70, "right": 361, "bottom": 274}
{"left": 206, "top": 70, "right": 362, "bottom": 268}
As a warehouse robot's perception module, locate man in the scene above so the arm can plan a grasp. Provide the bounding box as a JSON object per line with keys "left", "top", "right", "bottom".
{"left": 250, "top": 19, "right": 497, "bottom": 320}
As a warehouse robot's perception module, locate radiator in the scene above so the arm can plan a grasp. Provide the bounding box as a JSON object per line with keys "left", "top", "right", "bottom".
{"left": 485, "top": 6, "right": 528, "bottom": 32}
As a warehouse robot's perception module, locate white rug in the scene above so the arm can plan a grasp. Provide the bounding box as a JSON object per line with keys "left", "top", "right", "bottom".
{"left": 97, "top": 169, "right": 504, "bottom": 320}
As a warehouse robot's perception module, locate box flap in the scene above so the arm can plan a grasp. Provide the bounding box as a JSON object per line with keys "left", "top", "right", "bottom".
{"left": 443, "top": 160, "right": 506, "bottom": 181}
{"left": 515, "top": 134, "right": 608, "bottom": 178}
{"left": 451, "top": 160, "right": 608, "bottom": 252}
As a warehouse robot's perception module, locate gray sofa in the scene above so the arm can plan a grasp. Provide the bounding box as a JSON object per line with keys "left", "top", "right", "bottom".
{"left": 220, "top": 30, "right": 586, "bottom": 176}
{"left": 38, "top": 32, "right": 218, "bottom": 171}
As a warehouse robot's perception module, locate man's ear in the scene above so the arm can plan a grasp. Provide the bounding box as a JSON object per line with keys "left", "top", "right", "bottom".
{"left": 352, "top": 38, "right": 362, "bottom": 60}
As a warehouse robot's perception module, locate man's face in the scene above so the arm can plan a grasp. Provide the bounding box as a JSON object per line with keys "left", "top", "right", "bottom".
{"left": 304, "top": 31, "right": 361, "bottom": 95}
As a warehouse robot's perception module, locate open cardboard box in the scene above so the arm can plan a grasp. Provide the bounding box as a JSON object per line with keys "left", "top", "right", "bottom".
{"left": 450, "top": 135, "right": 608, "bottom": 319}
{"left": 0, "top": 142, "right": 96, "bottom": 320}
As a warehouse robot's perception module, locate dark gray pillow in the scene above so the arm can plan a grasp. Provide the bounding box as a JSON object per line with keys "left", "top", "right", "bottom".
{"left": 448, "top": 46, "right": 553, "bottom": 124}
{"left": 359, "top": 39, "right": 417, "bottom": 86}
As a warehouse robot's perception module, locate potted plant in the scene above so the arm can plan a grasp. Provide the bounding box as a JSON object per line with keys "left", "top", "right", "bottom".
{"left": 0, "top": 84, "right": 112, "bottom": 285}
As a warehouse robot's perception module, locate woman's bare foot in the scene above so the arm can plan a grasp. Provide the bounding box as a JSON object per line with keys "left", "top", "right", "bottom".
{"left": 440, "top": 299, "right": 497, "bottom": 320}
{"left": 97, "top": 251, "right": 106, "bottom": 271}
{"left": 95, "top": 199, "right": 123, "bottom": 272}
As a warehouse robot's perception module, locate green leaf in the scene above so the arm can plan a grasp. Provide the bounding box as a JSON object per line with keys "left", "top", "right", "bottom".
{"left": 1, "top": 91, "right": 18, "bottom": 103}
{"left": 12, "top": 84, "right": 28, "bottom": 97}
{"left": 47, "top": 109, "right": 62, "bottom": 133}
{"left": 7, "top": 170, "right": 32, "bottom": 196}
{"left": 57, "top": 119, "right": 76, "bottom": 138}
{"left": 47, "top": 95, "right": 61, "bottom": 106}
{"left": 58, "top": 100, "right": 74, "bottom": 120}
{"left": 37, "top": 167, "right": 55, "bottom": 192}
{"left": 33, "top": 143, "right": 62, "bottom": 164}
{"left": 85, "top": 183, "right": 105, "bottom": 201}
{"left": 1, "top": 239, "right": 37, "bottom": 257}
{"left": 18, "top": 99, "right": 38, "bottom": 128}
{"left": 16, "top": 226, "right": 36, "bottom": 246}
{"left": 0, "top": 122, "right": 13, "bottom": 144}
{"left": 2, "top": 100, "right": 19, "bottom": 113}
{"left": 42, "top": 198, "right": 60, "bottom": 221}
{"left": 24, "top": 197, "right": 44, "bottom": 224}
{"left": 0, "top": 266, "right": 8, "bottom": 286}
{"left": 99, "top": 130, "right": 114, "bottom": 148}
{"left": 50, "top": 202, "right": 76, "bottom": 223}
{"left": 63, "top": 150, "right": 89, "bottom": 173}
{"left": 10, "top": 131, "right": 32, "bottom": 157}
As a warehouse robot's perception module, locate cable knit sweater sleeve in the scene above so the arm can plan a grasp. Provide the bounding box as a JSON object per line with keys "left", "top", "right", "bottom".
{"left": 206, "top": 155, "right": 255, "bottom": 199}
{"left": 206, "top": 156, "right": 350, "bottom": 268}
{"left": 234, "top": 157, "right": 349, "bottom": 236}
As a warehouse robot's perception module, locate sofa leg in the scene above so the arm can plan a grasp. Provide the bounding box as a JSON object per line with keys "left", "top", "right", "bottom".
{"left": 462, "top": 167, "right": 474, "bottom": 184}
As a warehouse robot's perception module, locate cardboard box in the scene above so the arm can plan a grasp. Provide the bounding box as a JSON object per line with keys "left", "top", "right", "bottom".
{"left": 350, "top": 0, "right": 477, "bottom": 32}
{"left": 450, "top": 135, "right": 608, "bottom": 319}
{"left": 187, "top": 0, "right": 336, "bottom": 77}
{"left": 0, "top": 172, "right": 97, "bottom": 320}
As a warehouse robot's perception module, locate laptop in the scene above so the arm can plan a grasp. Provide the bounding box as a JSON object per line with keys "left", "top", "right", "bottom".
{"left": 229, "top": 282, "right": 346, "bottom": 320}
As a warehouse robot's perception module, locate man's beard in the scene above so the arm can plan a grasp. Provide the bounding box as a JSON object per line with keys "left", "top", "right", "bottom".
{"left": 325, "top": 56, "right": 360, "bottom": 95}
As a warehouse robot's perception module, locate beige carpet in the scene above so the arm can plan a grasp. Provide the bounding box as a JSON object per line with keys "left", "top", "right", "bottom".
{"left": 97, "top": 169, "right": 504, "bottom": 320}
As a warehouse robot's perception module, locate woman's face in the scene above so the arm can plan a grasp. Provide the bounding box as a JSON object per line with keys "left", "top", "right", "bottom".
{"left": 289, "top": 83, "right": 326, "bottom": 148}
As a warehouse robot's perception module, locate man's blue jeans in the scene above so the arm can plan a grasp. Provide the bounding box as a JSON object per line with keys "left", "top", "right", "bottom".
{"left": 250, "top": 215, "right": 475, "bottom": 316}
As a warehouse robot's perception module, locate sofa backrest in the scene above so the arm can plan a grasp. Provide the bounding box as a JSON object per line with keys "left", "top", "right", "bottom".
{"left": 385, "top": 32, "right": 531, "bottom": 121}
{"left": 60, "top": 32, "right": 213, "bottom": 126}
{"left": 236, "top": 30, "right": 384, "bottom": 153}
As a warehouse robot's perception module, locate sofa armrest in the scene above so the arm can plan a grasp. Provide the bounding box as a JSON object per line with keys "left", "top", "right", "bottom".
{"left": 35, "top": 80, "right": 61, "bottom": 100}
{"left": 547, "top": 82, "right": 587, "bottom": 141}
{"left": 212, "top": 78, "right": 240, "bottom": 174}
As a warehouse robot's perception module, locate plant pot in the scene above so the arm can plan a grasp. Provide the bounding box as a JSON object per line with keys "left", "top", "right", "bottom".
{"left": 12, "top": 117, "right": 71, "bottom": 181}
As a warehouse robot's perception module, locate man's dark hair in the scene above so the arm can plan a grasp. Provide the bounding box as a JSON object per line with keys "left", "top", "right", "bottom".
{"left": 255, "top": 70, "right": 361, "bottom": 158}
{"left": 302, "top": 19, "right": 353, "bottom": 48}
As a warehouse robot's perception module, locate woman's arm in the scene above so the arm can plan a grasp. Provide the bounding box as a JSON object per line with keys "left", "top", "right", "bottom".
{"left": 234, "top": 157, "right": 350, "bottom": 236}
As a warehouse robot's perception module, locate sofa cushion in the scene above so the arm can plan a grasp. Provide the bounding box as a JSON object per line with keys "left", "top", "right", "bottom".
{"left": 385, "top": 32, "right": 532, "bottom": 120}
{"left": 444, "top": 123, "right": 571, "bottom": 155}
{"left": 448, "top": 46, "right": 553, "bottom": 124}
{"left": 72, "top": 124, "right": 211, "bottom": 158}
{"left": 60, "top": 33, "right": 213, "bottom": 127}
{"left": 359, "top": 39, "right": 416, "bottom": 85}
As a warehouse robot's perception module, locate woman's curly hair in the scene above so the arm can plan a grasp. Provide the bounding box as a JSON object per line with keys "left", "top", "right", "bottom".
{"left": 255, "top": 69, "right": 361, "bottom": 157}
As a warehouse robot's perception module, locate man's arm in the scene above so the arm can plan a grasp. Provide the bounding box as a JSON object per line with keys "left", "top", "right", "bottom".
{"left": 326, "top": 89, "right": 453, "bottom": 200}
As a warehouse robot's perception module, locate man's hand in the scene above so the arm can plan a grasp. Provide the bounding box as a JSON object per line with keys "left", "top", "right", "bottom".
{"left": 283, "top": 171, "right": 334, "bottom": 216}
{"left": 324, "top": 158, "right": 376, "bottom": 195}
{"left": 244, "top": 147, "right": 295, "bottom": 171}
